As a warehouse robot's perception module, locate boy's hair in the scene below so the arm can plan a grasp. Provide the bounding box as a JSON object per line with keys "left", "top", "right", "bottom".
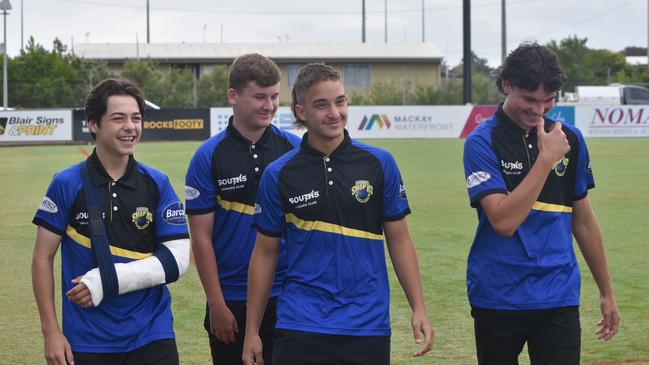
{"left": 228, "top": 53, "right": 281, "bottom": 92}
{"left": 85, "top": 78, "right": 146, "bottom": 140}
{"left": 496, "top": 42, "right": 567, "bottom": 93}
{"left": 291, "top": 63, "right": 342, "bottom": 128}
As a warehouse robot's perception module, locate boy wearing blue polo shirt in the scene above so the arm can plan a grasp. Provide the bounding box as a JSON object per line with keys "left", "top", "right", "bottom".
{"left": 242, "top": 63, "right": 434, "bottom": 365}
{"left": 186, "top": 53, "right": 300, "bottom": 365}
{"left": 32, "top": 78, "right": 190, "bottom": 365}
{"left": 463, "top": 42, "right": 620, "bottom": 365}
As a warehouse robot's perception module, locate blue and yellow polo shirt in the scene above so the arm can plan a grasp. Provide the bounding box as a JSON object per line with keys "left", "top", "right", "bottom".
{"left": 185, "top": 118, "right": 300, "bottom": 300}
{"left": 463, "top": 106, "right": 594, "bottom": 310}
{"left": 33, "top": 150, "right": 189, "bottom": 352}
{"left": 254, "top": 130, "right": 410, "bottom": 336}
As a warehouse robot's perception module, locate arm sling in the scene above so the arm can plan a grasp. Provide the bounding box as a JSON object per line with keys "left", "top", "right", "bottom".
{"left": 79, "top": 161, "right": 120, "bottom": 299}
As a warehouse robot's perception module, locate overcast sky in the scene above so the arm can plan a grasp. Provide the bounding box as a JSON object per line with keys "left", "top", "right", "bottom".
{"left": 2, "top": 0, "right": 646, "bottom": 67}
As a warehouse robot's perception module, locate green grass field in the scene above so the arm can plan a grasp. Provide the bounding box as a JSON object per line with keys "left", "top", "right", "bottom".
{"left": 1, "top": 138, "right": 647, "bottom": 364}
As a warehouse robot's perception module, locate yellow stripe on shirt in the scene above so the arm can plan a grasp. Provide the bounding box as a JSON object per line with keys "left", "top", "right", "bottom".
{"left": 285, "top": 213, "right": 384, "bottom": 240}
{"left": 66, "top": 225, "right": 153, "bottom": 260}
{"left": 217, "top": 196, "right": 255, "bottom": 215}
{"left": 532, "top": 201, "right": 573, "bottom": 213}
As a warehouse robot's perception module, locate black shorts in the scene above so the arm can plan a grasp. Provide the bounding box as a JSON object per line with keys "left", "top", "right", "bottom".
{"left": 272, "top": 329, "right": 390, "bottom": 365}
{"left": 73, "top": 339, "right": 178, "bottom": 365}
{"left": 206, "top": 298, "right": 277, "bottom": 365}
{"left": 471, "top": 306, "right": 581, "bottom": 365}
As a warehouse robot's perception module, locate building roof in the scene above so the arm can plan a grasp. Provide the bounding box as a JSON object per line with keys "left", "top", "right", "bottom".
{"left": 72, "top": 42, "right": 444, "bottom": 63}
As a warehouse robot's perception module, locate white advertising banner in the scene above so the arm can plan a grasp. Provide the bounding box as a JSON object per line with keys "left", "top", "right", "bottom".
{"left": 0, "top": 110, "right": 73, "bottom": 142}
{"left": 211, "top": 107, "right": 304, "bottom": 137}
{"left": 347, "top": 106, "right": 471, "bottom": 139}
{"left": 210, "top": 106, "right": 471, "bottom": 139}
{"left": 575, "top": 105, "right": 649, "bottom": 137}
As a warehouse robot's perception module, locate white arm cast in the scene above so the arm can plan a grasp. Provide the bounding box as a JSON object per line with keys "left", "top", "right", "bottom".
{"left": 80, "top": 238, "right": 190, "bottom": 306}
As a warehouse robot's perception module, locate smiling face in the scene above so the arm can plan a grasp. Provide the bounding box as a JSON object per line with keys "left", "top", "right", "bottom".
{"left": 502, "top": 80, "right": 557, "bottom": 130}
{"left": 88, "top": 94, "right": 142, "bottom": 161}
{"left": 229, "top": 80, "right": 280, "bottom": 132}
{"left": 294, "top": 79, "right": 348, "bottom": 149}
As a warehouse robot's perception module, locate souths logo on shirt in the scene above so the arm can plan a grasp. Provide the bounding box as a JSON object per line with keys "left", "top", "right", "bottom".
{"left": 288, "top": 190, "right": 320, "bottom": 209}
{"left": 132, "top": 207, "right": 153, "bottom": 230}
{"left": 351, "top": 180, "right": 374, "bottom": 203}
{"left": 553, "top": 157, "right": 570, "bottom": 177}
{"left": 74, "top": 211, "right": 106, "bottom": 223}
{"left": 217, "top": 174, "right": 247, "bottom": 191}
{"left": 466, "top": 171, "right": 491, "bottom": 188}
{"left": 500, "top": 160, "right": 523, "bottom": 175}
{"left": 38, "top": 196, "right": 58, "bottom": 213}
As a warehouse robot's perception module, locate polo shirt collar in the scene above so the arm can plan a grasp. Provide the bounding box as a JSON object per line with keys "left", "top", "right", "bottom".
{"left": 87, "top": 149, "right": 138, "bottom": 189}
{"left": 227, "top": 116, "right": 274, "bottom": 151}
{"left": 300, "top": 129, "right": 352, "bottom": 157}
{"left": 496, "top": 103, "right": 529, "bottom": 135}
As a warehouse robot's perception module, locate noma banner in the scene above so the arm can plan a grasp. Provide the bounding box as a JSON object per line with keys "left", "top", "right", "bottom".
{"left": 575, "top": 106, "right": 649, "bottom": 137}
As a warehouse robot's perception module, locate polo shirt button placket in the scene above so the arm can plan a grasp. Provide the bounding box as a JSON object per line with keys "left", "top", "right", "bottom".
{"left": 252, "top": 148, "right": 261, "bottom": 175}
{"left": 324, "top": 156, "right": 333, "bottom": 189}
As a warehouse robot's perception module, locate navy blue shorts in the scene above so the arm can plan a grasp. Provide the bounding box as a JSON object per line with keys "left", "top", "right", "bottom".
{"left": 472, "top": 306, "right": 581, "bottom": 365}
{"left": 206, "top": 298, "right": 277, "bottom": 365}
{"left": 272, "top": 329, "right": 390, "bottom": 365}
{"left": 73, "top": 338, "right": 178, "bottom": 365}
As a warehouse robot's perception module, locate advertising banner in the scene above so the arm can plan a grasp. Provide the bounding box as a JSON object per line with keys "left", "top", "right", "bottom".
{"left": 460, "top": 105, "right": 497, "bottom": 138}
{"left": 212, "top": 106, "right": 471, "bottom": 139}
{"left": 575, "top": 105, "right": 649, "bottom": 137}
{"left": 0, "top": 110, "right": 72, "bottom": 143}
{"left": 74, "top": 109, "right": 211, "bottom": 142}
{"left": 458, "top": 105, "right": 576, "bottom": 138}
{"left": 348, "top": 106, "right": 471, "bottom": 139}
{"left": 211, "top": 107, "right": 304, "bottom": 137}
{"left": 547, "top": 105, "right": 575, "bottom": 126}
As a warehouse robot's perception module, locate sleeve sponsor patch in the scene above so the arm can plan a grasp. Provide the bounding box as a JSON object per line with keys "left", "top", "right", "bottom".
{"left": 254, "top": 203, "right": 262, "bottom": 215}
{"left": 398, "top": 183, "right": 407, "bottom": 200}
{"left": 38, "top": 196, "right": 58, "bottom": 213}
{"left": 162, "top": 202, "right": 186, "bottom": 225}
{"left": 466, "top": 171, "right": 491, "bottom": 188}
{"left": 184, "top": 186, "right": 200, "bottom": 200}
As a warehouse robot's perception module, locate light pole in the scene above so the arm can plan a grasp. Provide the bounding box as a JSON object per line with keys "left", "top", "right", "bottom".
{"left": 0, "top": 0, "right": 11, "bottom": 109}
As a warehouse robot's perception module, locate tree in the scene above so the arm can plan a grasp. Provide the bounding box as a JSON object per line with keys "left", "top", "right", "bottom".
{"left": 449, "top": 52, "right": 494, "bottom": 79}
{"left": 120, "top": 60, "right": 163, "bottom": 103}
{"left": 157, "top": 67, "right": 195, "bottom": 108}
{"left": 4, "top": 37, "right": 89, "bottom": 107}
{"left": 624, "top": 46, "right": 647, "bottom": 56}
{"left": 197, "top": 66, "right": 228, "bottom": 107}
{"left": 546, "top": 35, "right": 626, "bottom": 91}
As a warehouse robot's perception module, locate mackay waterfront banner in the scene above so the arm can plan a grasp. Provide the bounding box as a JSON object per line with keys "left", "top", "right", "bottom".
{"left": 211, "top": 106, "right": 471, "bottom": 139}
{"left": 575, "top": 105, "right": 649, "bottom": 137}
{"left": 0, "top": 110, "right": 72, "bottom": 143}
{"left": 212, "top": 105, "right": 578, "bottom": 139}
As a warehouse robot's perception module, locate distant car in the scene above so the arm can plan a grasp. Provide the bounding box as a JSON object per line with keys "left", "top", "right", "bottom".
{"left": 563, "top": 84, "right": 649, "bottom": 105}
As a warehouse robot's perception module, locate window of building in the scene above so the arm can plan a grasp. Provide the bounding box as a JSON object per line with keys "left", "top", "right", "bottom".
{"left": 344, "top": 64, "right": 371, "bottom": 87}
